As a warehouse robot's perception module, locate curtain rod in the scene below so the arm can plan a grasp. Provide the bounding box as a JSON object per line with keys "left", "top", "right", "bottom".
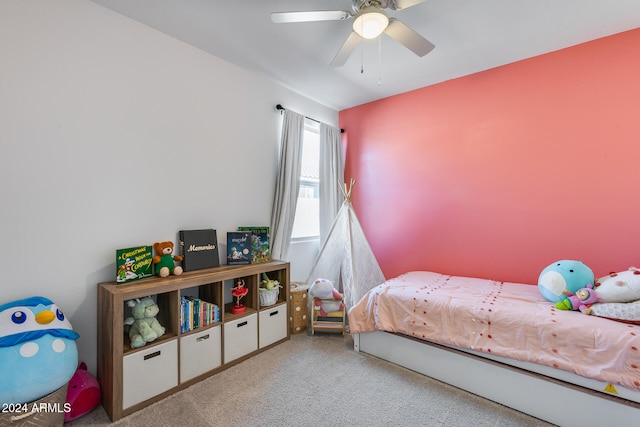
{"left": 276, "top": 104, "right": 344, "bottom": 133}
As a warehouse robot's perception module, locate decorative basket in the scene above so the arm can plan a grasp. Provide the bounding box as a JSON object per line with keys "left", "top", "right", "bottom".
{"left": 0, "top": 383, "right": 68, "bottom": 427}
{"left": 259, "top": 287, "right": 280, "bottom": 307}
{"left": 289, "top": 282, "right": 310, "bottom": 334}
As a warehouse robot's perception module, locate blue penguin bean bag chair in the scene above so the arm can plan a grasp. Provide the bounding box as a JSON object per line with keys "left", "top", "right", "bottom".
{"left": 0, "top": 296, "right": 79, "bottom": 405}
{"left": 538, "top": 260, "right": 595, "bottom": 303}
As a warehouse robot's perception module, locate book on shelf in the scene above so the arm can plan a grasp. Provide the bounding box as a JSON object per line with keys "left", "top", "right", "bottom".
{"left": 179, "top": 229, "right": 220, "bottom": 271}
{"left": 237, "top": 226, "right": 270, "bottom": 263}
{"left": 226, "top": 231, "right": 252, "bottom": 265}
{"left": 180, "top": 296, "right": 220, "bottom": 333}
{"left": 115, "top": 245, "right": 153, "bottom": 284}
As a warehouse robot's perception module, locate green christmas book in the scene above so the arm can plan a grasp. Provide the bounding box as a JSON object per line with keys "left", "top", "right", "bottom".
{"left": 116, "top": 245, "right": 153, "bottom": 284}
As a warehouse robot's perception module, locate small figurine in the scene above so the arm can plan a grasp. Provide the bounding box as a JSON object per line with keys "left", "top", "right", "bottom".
{"left": 231, "top": 279, "right": 249, "bottom": 314}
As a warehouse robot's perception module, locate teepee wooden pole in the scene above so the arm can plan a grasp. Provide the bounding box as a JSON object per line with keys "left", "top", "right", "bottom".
{"left": 340, "top": 179, "right": 356, "bottom": 202}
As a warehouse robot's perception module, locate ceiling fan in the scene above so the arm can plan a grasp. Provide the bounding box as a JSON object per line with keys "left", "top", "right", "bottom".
{"left": 271, "top": 0, "right": 435, "bottom": 67}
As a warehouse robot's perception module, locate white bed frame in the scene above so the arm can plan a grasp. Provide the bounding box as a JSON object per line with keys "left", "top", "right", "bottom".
{"left": 353, "top": 331, "right": 640, "bottom": 427}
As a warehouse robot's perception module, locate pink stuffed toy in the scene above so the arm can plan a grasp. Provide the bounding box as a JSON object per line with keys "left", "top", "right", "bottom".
{"left": 555, "top": 283, "right": 604, "bottom": 315}
{"left": 309, "top": 278, "right": 344, "bottom": 317}
{"left": 64, "top": 362, "right": 101, "bottom": 422}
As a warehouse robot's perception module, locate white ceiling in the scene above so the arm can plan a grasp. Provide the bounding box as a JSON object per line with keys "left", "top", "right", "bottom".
{"left": 90, "top": 0, "right": 640, "bottom": 111}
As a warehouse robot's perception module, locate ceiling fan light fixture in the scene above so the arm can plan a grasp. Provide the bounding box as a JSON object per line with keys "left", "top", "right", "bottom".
{"left": 353, "top": 6, "right": 389, "bottom": 39}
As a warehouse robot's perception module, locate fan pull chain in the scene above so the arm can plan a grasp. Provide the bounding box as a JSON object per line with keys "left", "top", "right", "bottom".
{"left": 361, "top": 42, "right": 364, "bottom": 74}
{"left": 377, "top": 35, "right": 382, "bottom": 85}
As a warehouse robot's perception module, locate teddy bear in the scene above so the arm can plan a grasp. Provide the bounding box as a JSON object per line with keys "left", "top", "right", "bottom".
{"left": 124, "top": 297, "right": 165, "bottom": 348}
{"left": 153, "top": 241, "right": 183, "bottom": 277}
{"left": 308, "top": 278, "right": 344, "bottom": 317}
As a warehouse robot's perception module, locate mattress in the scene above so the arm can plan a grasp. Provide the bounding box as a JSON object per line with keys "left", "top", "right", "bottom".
{"left": 348, "top": 271, "right": 640, "bottom": 392}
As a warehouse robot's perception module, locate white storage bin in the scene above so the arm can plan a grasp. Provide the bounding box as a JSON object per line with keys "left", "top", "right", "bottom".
{"left": 259, "top": 303, "right": 287, "bottom": 348}
{"left": 180, "top": 326, "right": 221, "bottom": 383}
{"left": 223, "top": 313, "right": 257, "bottom": 363}
{"left": 122, "top": 340, "right": 178, "bottom": 409}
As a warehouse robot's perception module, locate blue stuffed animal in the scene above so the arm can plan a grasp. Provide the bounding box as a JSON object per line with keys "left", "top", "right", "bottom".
{"left": 0, "top": 296, "right": 79, "bottom": 405}
{"left": 538, "top": 260, "right": 595, "bottom": 303}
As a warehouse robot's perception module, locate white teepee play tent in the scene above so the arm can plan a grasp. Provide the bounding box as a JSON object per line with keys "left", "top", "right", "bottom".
{"left": 305, "top": 180, "right": 386, "bottom": 309}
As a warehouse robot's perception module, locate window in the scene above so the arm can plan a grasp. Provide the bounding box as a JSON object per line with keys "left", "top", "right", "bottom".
{"left": 291, "top": 120, "right": 320, "bottom": 240}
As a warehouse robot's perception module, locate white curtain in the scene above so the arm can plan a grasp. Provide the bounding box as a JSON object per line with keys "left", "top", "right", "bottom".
{"left": 270, "top": 109, "right": 305, "bottom": 260}
{"left": 319, "top": 123, "right": 344, "bottom": 244}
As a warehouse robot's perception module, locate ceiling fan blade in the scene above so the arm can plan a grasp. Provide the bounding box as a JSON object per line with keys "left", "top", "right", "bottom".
{"left": 330, "top": 31, "right": 361, "bottom": 66}
{"left": 384, "top": 18, "right": 435, "bottom": 57}
{"left": 392, "top": 0, "right": 426, "bottom": 10}
{"left": 271, "top": 10, "right": 351, "bottom": 23}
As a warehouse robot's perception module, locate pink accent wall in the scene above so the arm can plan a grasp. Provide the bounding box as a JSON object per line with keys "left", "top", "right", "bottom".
{"left": 340, "top": 29, "right": 640, "bottom": 284}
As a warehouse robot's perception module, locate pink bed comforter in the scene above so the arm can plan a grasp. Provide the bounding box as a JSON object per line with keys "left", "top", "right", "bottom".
{"left": 349, "top": 271, "right": 640, "bottom": 392}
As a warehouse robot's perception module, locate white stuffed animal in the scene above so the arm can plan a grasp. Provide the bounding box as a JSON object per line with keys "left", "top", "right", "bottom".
{"left": 308, "top": 278, "right": 344, "bottom": 317}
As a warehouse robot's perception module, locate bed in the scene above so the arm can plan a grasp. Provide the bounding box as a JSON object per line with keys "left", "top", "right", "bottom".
{"left": 348, "top": 271, "right": 640, "bottom": 426}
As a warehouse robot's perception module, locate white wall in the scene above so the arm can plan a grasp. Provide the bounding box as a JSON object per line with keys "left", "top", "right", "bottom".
{"left": 289, "top": 240, "right": 321, "bottom": 283}
{"left": 0, "top": 0, "right": 337, "bottom": 374}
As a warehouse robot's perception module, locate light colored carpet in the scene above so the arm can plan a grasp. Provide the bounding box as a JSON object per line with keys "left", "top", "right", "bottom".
{"left": 70, "top": 332, "right": 554, "bottom": 426}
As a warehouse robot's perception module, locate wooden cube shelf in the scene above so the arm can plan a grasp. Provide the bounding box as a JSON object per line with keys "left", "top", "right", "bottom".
{"left": 98, "top": 260, "right": 290, "bottom": 421}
